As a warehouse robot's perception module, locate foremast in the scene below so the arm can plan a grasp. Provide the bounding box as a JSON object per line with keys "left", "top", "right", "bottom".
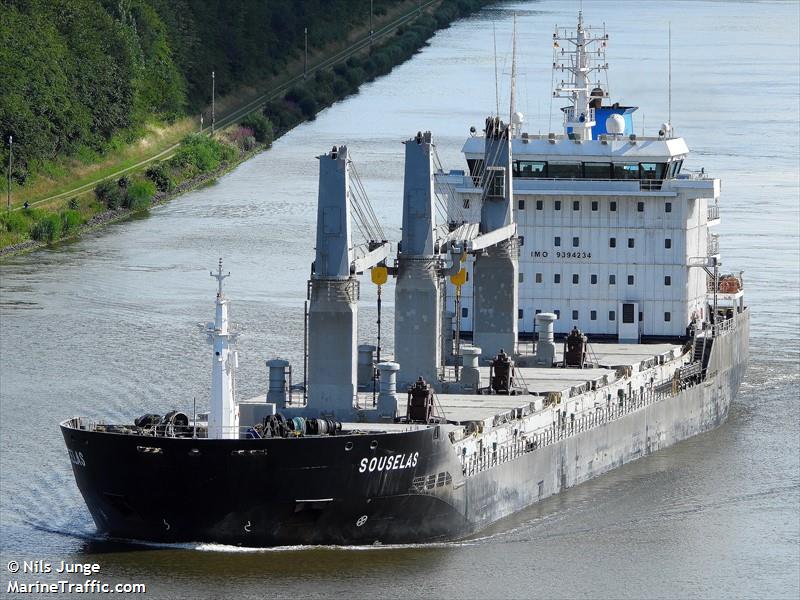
{"left": 553, "top": 11, "right": 609, "bottom": 140}
{"left": 203, "top": 259, "right": 240, "bottom": 439}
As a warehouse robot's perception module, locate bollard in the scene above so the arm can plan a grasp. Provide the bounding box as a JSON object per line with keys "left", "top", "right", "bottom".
{"left": 460, "top": 345, "right": 482, "bottom": 391}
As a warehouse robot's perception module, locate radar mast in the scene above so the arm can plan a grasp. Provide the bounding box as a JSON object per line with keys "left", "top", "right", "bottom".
{"left": 552, "top": 11, "right": 609, "bottom": 140}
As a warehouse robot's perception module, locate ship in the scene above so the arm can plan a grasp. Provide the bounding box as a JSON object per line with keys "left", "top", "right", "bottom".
{"left": 61, "top": 13, "right": 749, "bottom": 547}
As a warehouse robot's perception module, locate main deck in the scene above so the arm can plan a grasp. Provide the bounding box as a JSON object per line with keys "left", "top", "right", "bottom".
{"left": 348, "top": 342, "right": 683, "bottom": 426}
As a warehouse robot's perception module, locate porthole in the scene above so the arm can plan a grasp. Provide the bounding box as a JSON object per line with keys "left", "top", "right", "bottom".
{"left": 345, "top": 441, "right": 354, "bottom": 451}
{"left": 369, "top": 440, "right": 378, "bottom": 450}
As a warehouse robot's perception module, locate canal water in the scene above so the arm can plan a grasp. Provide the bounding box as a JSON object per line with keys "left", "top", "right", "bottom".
{"left": 1, "top": 1, "right": 798, "bottom": 597}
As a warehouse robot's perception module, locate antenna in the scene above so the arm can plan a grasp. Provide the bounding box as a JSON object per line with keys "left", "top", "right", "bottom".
{"left": 509, "top": 14, "right": 517, "bottom": 125}
{"left": 493, "top": 21, "right": 500, "bottom": 119}
{"left": 668, "top": 21, "right": 672, "bottom": 125}
{"left": 211, "top": 257, "right": 230, "bottom": 297}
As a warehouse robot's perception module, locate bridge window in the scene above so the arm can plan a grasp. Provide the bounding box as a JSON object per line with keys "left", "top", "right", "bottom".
{"left": 641, "top": 163, "right": 667, "bottom": 179}
{"left": 664, "top": 312, "right": 672, "bottom": 322}
{"left": 665, "top": 238, "right": 672, "bottom": 249}
{"left": 554, "top": 274, "right": 561, "bottom": 284}
{"left": 614, "top": 163, "right": 640, "bottom": 179}
{"left": 591, "top": 274, "right": 598, "bottom": 284}
{"left": 628, "top": 238, "right": 635, "bottom": 248}
{"left": 637, "top": 201, "right": 644, "bottom": 212}
{"left": 609, "top": 274, "right": 616, "bottom": 285}
{"left": 591, "top": 201, "right": 598, "bottom": 211}
{"left": 519, "top": 272, "right": 524, "bottom": 283}
{"left": 554, "top": 236, "right": 561, "bottom": 246}
{"left": 665, "top": 276, "right": 671, "bottom": 286}
{"left": 572, "top": 310, "right": 579, "bottom": 320}
{"left": 462, "top": 307, "right": 468, "bottom": 318}
{"left": 549, "top": 162, "right": 582, "bottom": 179}
{"left": 573, "top": 237, "right": 580, "bottom": 247}
{"left": 665, "top": 202, "right": 672, "bottom": 213}
{"left": 667, "top": 161, "right": 677, "bottom": 178}
{"left": 536, "top": 200, "right": 543, "bottom": 210}
{"left": 628, "top": 275, "right": 635, "bottom": 285}
{"left": 572, "top": 274, "right": 579, "bottom": 284}
{"left": 518, "top": 200, "right": 525, "bottom": 210}
{"left": 535, "top": 273, "right": 543, "bottom": 283}
{"left": 590, "top": 310, "right": 597, "bottom": 320}
{"left": 515, "top": 161, "right": 547, "bottom": 178}
{"left": 609, "top": 310, "right": 616, "bottom": 321}
{"left": 518, "top": 309, "right": 524, "bottom": 319}
{"left": 554, "top": 200, "right": 562, "bottom": 210}
{"left": 554, "top": 309, "right": 561, "bottom": 318}
{"left": 610, "top": 201, "right": 617, "bottom": 212}
{"left": 584, "top": 162, "right": 612, "bottom": 179}
{"left": 609, "top": 237, "right": 616, "bottom": 248}
{"left": 573, "top": 201, "right": 580, "bottom": 211}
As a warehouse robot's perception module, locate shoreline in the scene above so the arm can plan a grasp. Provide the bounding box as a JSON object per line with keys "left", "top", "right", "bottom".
{"left": 0, "top": 145, "right": 262, "bottom": 258}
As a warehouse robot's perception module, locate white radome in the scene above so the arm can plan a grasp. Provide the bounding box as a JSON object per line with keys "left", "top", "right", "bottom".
{"left": 606, "top": 113, "right": 625, "bottom": 134}
{"left": 512, "top": 111, "right": 524, "bottom": 125}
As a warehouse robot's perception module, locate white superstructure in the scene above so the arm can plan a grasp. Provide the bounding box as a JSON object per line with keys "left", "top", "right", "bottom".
{"left": 440, "top": 12, "right": 725, "bottom": 341}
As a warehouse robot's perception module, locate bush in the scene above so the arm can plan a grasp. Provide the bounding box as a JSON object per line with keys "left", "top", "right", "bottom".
{"left": 229, "top": 126, "right": 257, "bottom": 151}
{"left": 125, "top": 180, "right": 155, "bottom": 211}
{"left": 30, "top": 213, "right": 62, "bottom": 242}
{"left": 61, "top": 209, "right": 83, "bottom": 233}
{"left": 240, "top": 113, "right": 274, "bottom": 146}
{"left": 145, "top": 163, "right": 174, "bottom": 193}
{"left": 240, "top": 135, "right": 256, "bottom": 151}
{"left": 332, "top": 76, "right": 350, "bottom": 97}
{"left": 262, "top": 100, "right": 303, "bottom": 133}
{"left": 0, "top": 210, "right": 29, "bottom": 234}
{"left": 94, "top": 179, "right": 123, "bottom": 209}
{"left": 170, "top": 134, "right": 236, "bottom": 175}
{"left": 218, "top": 141, "right": 237, "bottom": 163}
{"left": 285, "top": 86, "right": 310, "bottom": 105}
{"left": 298, "top": 96, "right": 318, "bottom": 119}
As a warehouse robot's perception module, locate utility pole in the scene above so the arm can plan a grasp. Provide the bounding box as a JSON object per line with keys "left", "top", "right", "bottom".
{"left": 304, "top": 27, "right": 308, "bottom": 80}
{"left": 211, "top": 71, "right": 216, "bottom": 134}
{"left": 370, "top": 0, "right": 374, "bottom": 49}
{"left": 6, "top": 135, "right": 11, "bottom": 211}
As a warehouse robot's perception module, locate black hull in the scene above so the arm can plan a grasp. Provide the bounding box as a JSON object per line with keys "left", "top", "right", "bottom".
{"left": 61, "top": 424, "right": 468, "bottom": 546}
{"left": 62, "top": 312, "right": 749, "bottom": 547}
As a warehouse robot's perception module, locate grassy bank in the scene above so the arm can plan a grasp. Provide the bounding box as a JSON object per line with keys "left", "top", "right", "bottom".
{"left": 0, "top": 129, "right": 267, "bottom": 253}
{"left": 0, "top": 0, "right": 490, "bottom": 257}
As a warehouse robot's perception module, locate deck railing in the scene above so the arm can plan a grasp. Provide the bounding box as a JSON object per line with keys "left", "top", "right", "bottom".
{"left": 461, "top": 376, "right": 699, "bottom": 478}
